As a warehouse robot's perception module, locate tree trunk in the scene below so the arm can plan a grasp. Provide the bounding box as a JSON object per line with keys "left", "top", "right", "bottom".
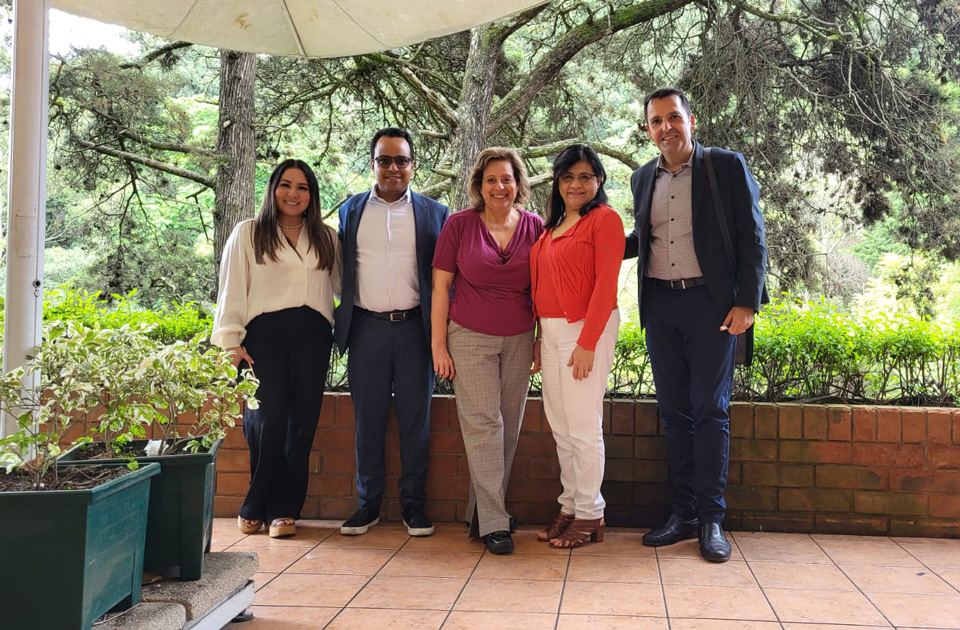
{"left": 213, "top": 50, "right": 256, "bottom": 291}
{"left": 449, "top": 25, "right": 501, "bottom": 211}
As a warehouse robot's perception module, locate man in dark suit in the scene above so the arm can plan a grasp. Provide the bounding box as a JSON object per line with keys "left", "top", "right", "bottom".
{"left": 625, "top": 88, "right": 767, "bottom": 562}
{"left": 336, "top": 128, "right": 449, "bottom": 537}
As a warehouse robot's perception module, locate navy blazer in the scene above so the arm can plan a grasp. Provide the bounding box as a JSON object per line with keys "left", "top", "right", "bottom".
{"left": 334, "top": 190, "right": 449, "bottom": 353}
{"left": 625, "top": 141, "right": 767, "bottom": 321}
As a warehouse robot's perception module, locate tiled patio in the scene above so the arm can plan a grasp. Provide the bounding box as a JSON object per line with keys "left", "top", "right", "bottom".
{"left": 214, "top": 517, "right": 960, "bottom": 630}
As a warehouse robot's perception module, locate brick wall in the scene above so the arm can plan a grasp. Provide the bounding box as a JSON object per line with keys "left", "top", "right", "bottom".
{"left": 214, "top": 393, "right": 960, "bottom": 538}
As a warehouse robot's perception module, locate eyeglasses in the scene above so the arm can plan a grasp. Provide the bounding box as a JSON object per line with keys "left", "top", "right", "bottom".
{"left": 374, "top": 156, "right": 413, "bottom": 168}
{"left": 559, "top": 173, "right": 597, "bottom": 185}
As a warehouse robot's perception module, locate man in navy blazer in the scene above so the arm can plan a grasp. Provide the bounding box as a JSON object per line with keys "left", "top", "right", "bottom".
{"left": 335, "top": 128, "right": 449, "bottom": 537}
{"left": 625, "top": 88, "right": 767, "bottom": 562}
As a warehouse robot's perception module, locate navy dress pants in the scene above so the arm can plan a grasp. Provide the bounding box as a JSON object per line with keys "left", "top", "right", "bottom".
{"left": 642, "top": 281, "right": 736, "bottom": 524}
{"left": 347, "top": 311, "right": 434, "bottom": 510}
{"left": 238, "top": 306, "right": 333, "bottom": 524}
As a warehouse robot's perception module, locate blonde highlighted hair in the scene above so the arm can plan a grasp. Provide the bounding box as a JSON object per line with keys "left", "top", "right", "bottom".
{"left": 467, "top": 147, "right": 530, "bottom": 210}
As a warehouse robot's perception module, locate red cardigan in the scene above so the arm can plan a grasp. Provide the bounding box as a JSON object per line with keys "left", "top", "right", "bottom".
{"left": 530, "top": 204, "right": 625, "bottom": 350}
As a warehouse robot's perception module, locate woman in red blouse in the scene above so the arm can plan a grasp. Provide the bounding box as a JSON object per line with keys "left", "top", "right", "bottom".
{"left": 530, "top": 144, "right": 624, "bottom": 548}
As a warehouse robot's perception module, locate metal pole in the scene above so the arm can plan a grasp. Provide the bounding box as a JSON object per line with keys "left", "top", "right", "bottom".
{"left": 2, "top": 0, "right": 49, "bottom": 438}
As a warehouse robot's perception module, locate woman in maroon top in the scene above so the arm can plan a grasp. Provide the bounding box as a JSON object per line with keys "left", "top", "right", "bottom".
{"left": 431, "top": 147, "right": 543, "bottom": 555}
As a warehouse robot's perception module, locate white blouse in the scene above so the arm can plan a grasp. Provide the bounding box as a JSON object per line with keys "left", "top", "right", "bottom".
{"left": 211, "top": 219, "right": 342, "bottom": 349}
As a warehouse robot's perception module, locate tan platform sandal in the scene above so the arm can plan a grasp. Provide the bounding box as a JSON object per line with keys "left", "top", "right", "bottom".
{"left": 537, "top": 511, "right": 575, "bottom": 542}
{"left": 237, "top": 516, "right": 263, "bottom": 534}
{"left": 549, "top": 517, "right": 604, "bottom": 549}
{"left": 269, "top": 517, "right": 296, "bottom": 538}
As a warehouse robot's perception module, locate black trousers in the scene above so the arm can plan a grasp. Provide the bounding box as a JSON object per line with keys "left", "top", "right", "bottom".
{"left": 238, "top": 306, "right": 333, "bottom": 524}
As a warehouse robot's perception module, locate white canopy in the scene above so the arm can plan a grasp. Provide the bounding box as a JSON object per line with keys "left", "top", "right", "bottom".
{"left": 51, "top": 0, "right": 549, "bottom": 57}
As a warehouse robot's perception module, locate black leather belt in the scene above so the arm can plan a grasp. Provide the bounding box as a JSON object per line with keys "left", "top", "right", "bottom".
{"left": 647, "top": 276, "right": 707, "bottom": 290}
{"left": 357, "top": 306, "right": 420, "bottom": 322}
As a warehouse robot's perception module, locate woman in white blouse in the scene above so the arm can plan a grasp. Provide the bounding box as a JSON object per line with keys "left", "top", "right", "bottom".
{"left": 212, "top": 159, "right": 341, "bottom": 538}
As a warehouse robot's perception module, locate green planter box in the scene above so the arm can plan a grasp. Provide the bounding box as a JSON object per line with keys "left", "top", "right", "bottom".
{"left": 0, "top": 462, "right": 159, "bottom": 630}
{"left": 60, "top": 438, "right": 221, "bottom": 581}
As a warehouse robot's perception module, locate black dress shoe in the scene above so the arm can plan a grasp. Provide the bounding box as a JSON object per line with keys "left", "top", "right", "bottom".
{"left": 642, "top": 513, "right": 698, "bottom": 547}
{"left": 484, "top": 530, "right": 514, "bottom": 555}
{"left": 699, "top": 523, "right": 732, "bottom": 562}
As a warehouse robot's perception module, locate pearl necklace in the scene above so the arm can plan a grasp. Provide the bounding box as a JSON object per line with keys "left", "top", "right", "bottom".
{"left": 278, "top": 220, "right": 304, "bottom": 229}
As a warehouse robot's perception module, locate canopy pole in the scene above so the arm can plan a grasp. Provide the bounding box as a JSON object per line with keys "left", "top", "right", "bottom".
{"left": 2, "top": 0, "right": 50, "bottom": 438}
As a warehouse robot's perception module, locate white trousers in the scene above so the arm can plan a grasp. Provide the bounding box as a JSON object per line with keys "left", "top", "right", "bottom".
{"left": 540, "top": 310, "right": 620, "bottom": 519}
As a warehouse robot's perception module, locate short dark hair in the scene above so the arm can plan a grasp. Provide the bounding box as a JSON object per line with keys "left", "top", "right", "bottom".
{"left": 370, "top": 127, "right": 415, "bottom": 161}
{"left": 544, "top": 144, "right": 608, "bottom": 230}
{"left": 643, "top": 88, "right": 692, "bottom": 124}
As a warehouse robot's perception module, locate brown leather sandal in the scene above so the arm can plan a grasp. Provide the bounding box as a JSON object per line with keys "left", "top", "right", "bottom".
{"left": 269, "top": 517, "right": 296, "bottom": 538}
{"left": 537, "top": 511, "right": 575, "bottom": 542}
{"left": 237, "top": 516, "right": 263, "bottom": 535}
{"left": 549, "top": 517, "right": 604, "bottom": 549}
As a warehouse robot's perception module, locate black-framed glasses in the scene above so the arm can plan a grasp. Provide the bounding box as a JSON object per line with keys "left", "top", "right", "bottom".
{"left": 559, "top": 173, "right": 596, "bottom": 184}
{"left": 374, "top": 156, "right": 413, "bottom": 168}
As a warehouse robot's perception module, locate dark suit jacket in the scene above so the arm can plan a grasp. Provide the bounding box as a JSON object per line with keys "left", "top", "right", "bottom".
{"left": 625, "top": 141, "right": 767, "bottom": 323}
{"left": 335, "top": 190, "right": 449, "bottom": 353}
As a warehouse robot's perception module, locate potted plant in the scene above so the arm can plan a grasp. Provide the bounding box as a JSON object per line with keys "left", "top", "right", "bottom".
{"left": 0, "top": 320, "right": 160, "bottom": 630}
{"left": 59, "top": 329, "right": 259, "bottom": 580}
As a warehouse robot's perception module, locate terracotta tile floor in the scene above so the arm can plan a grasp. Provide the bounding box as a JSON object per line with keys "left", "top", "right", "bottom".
{"left": 215, "top": 518, "right": 960, "bottom": 630}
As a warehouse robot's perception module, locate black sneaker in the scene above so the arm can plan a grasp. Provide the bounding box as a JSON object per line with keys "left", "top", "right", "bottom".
{"left": 340, "top": 505, "right": 380, "bottom": 535}
{"left": 402, "top": 506, "right": 435, "bottom": 537}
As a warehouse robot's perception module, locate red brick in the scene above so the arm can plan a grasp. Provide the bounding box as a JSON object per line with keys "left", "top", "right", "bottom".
{"left": 888, "top": 517, "right": 960, "bottom": 538}
{"left": 635, "top": 460, "right": 669, "bottom": 483}
{"left": 930, "top": 495, "right": 960, "bottom": 518}
{"left": 610, "top": 400, "right": 635, "bottom": 434}
{"left": 314, "top": 427, "right": 355, "bottom": 452}
{"left": 505, "top": 478, "right": 563, "bottom": 503}
{"left": 726, "top": 485, "right": 778, "bottom": 511}
{"left": 300, "top": 497, "right": 321, "bottom": 518}
{"left": 742, "top": 463, "right": 814, "bottom": 487}
{"left": 529, "top": 456, "right": 561, "bottom": 480}
{"left": 424, "top": 476, "right": 470, "bottom": 501}
{"left": 755, "top": 404, "right": 778, "bottom": 439}
{"left": 307, "top": 474, "right": 353, "bottom": 497}
{"left": 779, "top": 405, "right": 802, "bottom": 439}
{"left": 634, "top": 436, "right": 667, "bottom": 460}
{"left": 780, "top": 441, "right": 851, "bottom": 464}
{"left": 429, "top": 431, "right": 465, "bottom": 454}
{"left": 928, "top": 410, "right": 953, "bottom": 445}
{"left": 426, "top": 500, "right": 458, "bottom": 523}
{"left": 853, "top": 443, "right": 924, "bottom": 468}
{"left": 854, "top": 491, "right": 927, "bottom": 516}
{"left": 605, "top": 459, "right": 636, "bottom": 482}
{"left": 223, "top": 426, "right": 246, "bottom": 449}
{"left": 322, "top": 451, "right": 355, "bottom": 475}
{"left": 741, "top": 512, "right": 814, "bottom": 533}
{"left": 828, "top": 407, "right": 852, "bottom": 441}
{"left": 429, "top": 396, "right": 452, "bottom": 431}
{"left": 730, "top": 403, "right": 754, "bottom": 438}
{"left": 602, "top": 402, "right": 611, "bottom": 434}
{"left": 635, "top": 402, "right": 659, "bottom": 435}
{"left": 216, "top": 448, "right": 250, "bottom": 473}
{"left": 508, "top": 454, "right": 528, "bottom": 478}
{"left": 318, "top": 393, "right": 336, "bottom": 427}
{"left": 320, "top": 498, "right": 359, "bottom": 519}
{"left": 728, "top": 462, "right": 742, "bottom": 485}
{"left": 877, "top": 407, "right": 902, "bottom": 442}
{"left": 214, "top": 495, "right": 244, "bottom": 518}
{"left": 730, "top": 439, "right": 778, "bottom": 462}
{"left": 335, "top": 395, "right": 354, "bottom": 428}
{"left": 816, "top": 465, "right": 887, "bottom": 490}
{"left": 814, "top": 514, "right": 888, "bottom": 535}
{"left": 605, "top": 435, "right": 633, "bottom": 459}
{"left": 633, "top": 482, "right": 673, "bottom": 506}
{"left": 852, "top": 407, "right": 877, "bottom": 441}
{"left": 514, "top": 434, "right": 541, "bottom": 457}
{"left": 521, "top": 399, "right": 542, "bottom": 433}
{"left": 890, "top": 469, "right": 960, "bottom": 493}
{"left": 803, "top": 406, "right": 828, "bottom": 440}
{"left": 429, "top": 453, "right": 459, "bottom": 477}
{"left": 216, "top": 472, "right": 250, "bottom": 496}
{"left": 779, "top": 488, "right": 851, "bottom": 512}
{"left": 902, "top": 409, "right": 926, "bottom": 444}
{"left": 954, "top": 410, "right": 960, "bottom": 444}
{"left": 540, "top": 434, "right": 558, "bottom": 456}
{"left": 386, "top": 452, "right": 402, "bottom": 475}
{"left": 927, "top": 446, "right": 960, "bottom": 469}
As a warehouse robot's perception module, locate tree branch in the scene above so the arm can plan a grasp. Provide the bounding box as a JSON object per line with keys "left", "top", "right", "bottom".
{"left": 119, "top": 129, "right": 217, "bottom": 157}
{"left": 119, "top": 41, "right": 193, "bottom": 70}
{"left": 76, "top": 140, "right": 215, "bottom": 188}
{"left": 489, "top": 0, "right": 696, "bottom": 133}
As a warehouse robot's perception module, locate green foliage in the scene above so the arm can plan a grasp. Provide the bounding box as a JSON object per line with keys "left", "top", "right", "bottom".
{"left": 37, "top": 287, "right": 212, "bottom": 343}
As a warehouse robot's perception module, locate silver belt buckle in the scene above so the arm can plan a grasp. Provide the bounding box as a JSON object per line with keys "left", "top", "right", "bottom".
{"left": 389, "top": 311, "right": 404, "bottom": 322}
